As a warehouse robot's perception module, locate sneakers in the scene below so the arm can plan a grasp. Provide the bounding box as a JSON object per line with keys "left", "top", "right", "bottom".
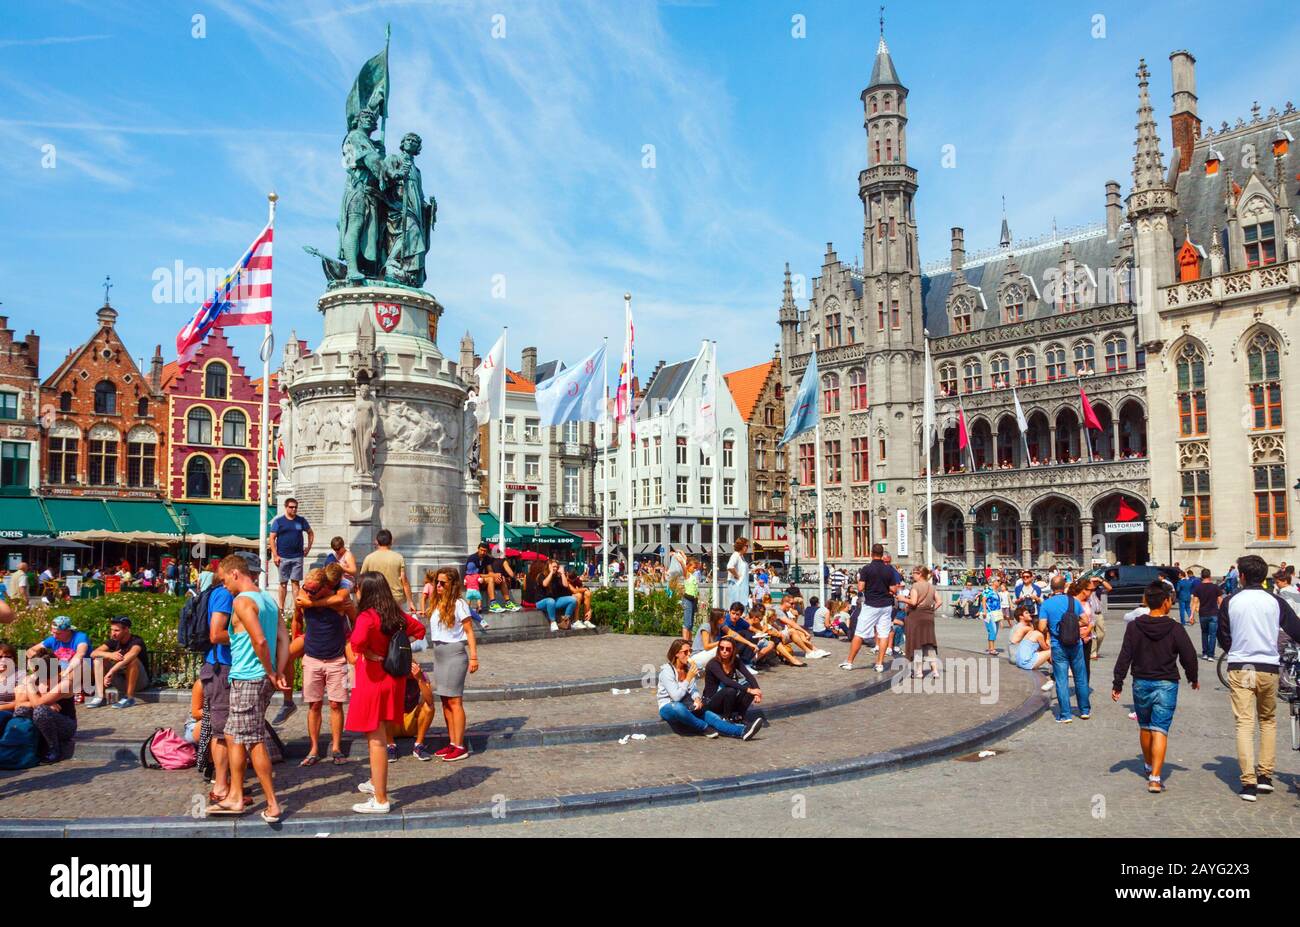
{"left": 434, "top": 744, "right": 455, "bottom": 758}
{"left": 505, "top": 601, "right": 521, "bottom": 611}
{"left": 742, "top": 715, "right": 765, "bottom": 741}
{"left": 1240, "top": 785, "right": 1258, "bottom": 802}
{"left": 1079, "top": 713, "right": 1090, "bottom": 720}
{"left": 549, "top": 621, "right": 559, "bottom": 632}
{"left": 352, "top": 797, "right": 391, "bottom": 814}
{"left": 111, "top": 697, "right": 136, "bottom": 709}
{"left": 478, "top": 619, "right": 491, "bottom": 630}
{"left": 85, "top": 696, "right": 106, "bottom": 709}
{"left": 412, "top": 743, "right": 434, "bottom": 762}
{"left": 386, "top": 744, "right": 399, "bottom": 763}
{"left": 1127, "top": 710, "right": 1138, "bottom": 720}
{"left": 441, "top": 745, "right": 470, "bottom": 762}
{"left": 838, "top": 662, "right": 855, "bottom": 671}
{"left": 873, "top": 663, "right": 885, "bottom": 673}
{"left": 1256, "top": 775, "right": 1274, "bottom": 793}
{"left": 705, "top": 731, "right": 721, "bottom": 739}
{"left": 1041, "top": 680, "right": 1055, "bottom": 692}
{"left": 358, "top": 779, "right": 375, "bottom": 794}
{"left": 1056, "top": 716, "right": 1073, "bottom": 724}
{"left": 489, "top": 602, "right": 505, "bottom": 613}
{"left": 271, "top": 702, "right": 298, "bottom": 726}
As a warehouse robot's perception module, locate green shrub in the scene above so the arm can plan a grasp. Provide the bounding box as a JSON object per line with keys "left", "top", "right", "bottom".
{"left": 590, "top": 587, "right": 715, "bottom": 637}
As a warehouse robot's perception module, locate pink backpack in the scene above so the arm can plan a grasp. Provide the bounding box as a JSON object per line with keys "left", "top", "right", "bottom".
{"left": 140, "top": 727, "right": 197, "bottom": 770}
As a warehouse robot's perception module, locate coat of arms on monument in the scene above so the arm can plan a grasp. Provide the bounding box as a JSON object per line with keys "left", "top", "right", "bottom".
{"left": 374, "top": 302, "right": 402, "bottom": 332}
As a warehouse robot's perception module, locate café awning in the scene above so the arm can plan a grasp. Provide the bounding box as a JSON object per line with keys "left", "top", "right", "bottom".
{"left": 106, "top": 500, "right": 181, "bottom": 537}
{"left": 44, "top": 498, "right": 114, "bottom": 535}
{"left": 179, "top": 502, "right": 263, "bottom": 540}
{"left": 0, "top": 497, "right": 54, "bottom": 539}
{"left": 478, "top": 513, "right": 581, "bottom": 546}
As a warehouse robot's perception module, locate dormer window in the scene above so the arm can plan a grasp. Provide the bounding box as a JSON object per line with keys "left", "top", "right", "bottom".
{"left": 951, "top": 296, "right": 973, "bottom": 333}
{"left": 1244, "top": 221, "right": 1276, "bottom": 268}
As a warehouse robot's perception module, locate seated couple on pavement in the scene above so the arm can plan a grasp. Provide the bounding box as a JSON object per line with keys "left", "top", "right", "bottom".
{"left": 465, "top": 542, "right": 520, "bottom": 614}
{"left": 657, "top": 638, "right": 766, "bottom": 740}
{"left": 523, "top": 558, "right": 595, "bottom": 632}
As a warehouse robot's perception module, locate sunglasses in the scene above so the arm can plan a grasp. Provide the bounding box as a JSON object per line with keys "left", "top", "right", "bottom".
{"left": 435, "top": 579, "right": 449, "bottom": 587}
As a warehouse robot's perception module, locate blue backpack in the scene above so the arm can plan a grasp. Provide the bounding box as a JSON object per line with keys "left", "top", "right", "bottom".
{"left": 0, "top": 715, "right": 40, "bottom": 770}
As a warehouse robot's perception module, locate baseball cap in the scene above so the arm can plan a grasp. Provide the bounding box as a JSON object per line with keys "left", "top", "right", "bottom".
{"left": 51, "top": 616, "right": 73, "bottom": 631}
{"left": 111, "top": 616, "right": 132, "bottom": 628}
{"left": 235, "top": 551, "right": 263, "bottom": 574}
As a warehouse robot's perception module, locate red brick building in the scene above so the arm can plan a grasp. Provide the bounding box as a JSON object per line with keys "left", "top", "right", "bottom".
{"left": 161, "top": 328, "right": 282, "bottom": 505}
{"left": 0, "top": 315, "right": 40, "bottom": 496}
{"left": 39, "top": 304, "right": 167, "bottom": 499}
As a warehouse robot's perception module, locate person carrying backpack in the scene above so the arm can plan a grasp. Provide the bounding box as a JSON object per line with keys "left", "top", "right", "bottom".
{"left": 1039, "top": 575, "right": 1091, "bottom": 723}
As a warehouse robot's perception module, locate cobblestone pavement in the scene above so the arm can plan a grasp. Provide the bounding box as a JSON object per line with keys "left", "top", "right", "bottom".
{"left": 367, "top": 615, "right": 1300, "bottom": 837}
{"left": 0, "top": 632, "right": 1029, "bottom": 822}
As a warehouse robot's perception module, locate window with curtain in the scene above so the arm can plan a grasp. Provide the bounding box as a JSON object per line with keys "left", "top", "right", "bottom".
{"left": 187, "top": 407, "right": 212, "bottom": 444}
{"left": 222, "top": 409, "right": 248, "bottom": 447}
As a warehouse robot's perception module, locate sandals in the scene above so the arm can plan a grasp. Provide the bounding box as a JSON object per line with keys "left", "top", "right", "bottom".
{"left": 1147, "top": 778, "right": 1164, "bottom": 794}
{"left": 331, "top": 750, "right": 347, "bottom": 765}
{"left": 261, "top": 807, "right": 284, "bottom": 824}
{"left": 204, "top": 798, "right": 253, "bottom": 816}
{"left": 299, "top": 754, "right": 321, "bottom": 767}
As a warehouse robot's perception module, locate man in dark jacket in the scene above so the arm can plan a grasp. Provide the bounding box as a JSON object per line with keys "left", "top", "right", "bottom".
{"left": 1111, "top": 582, "right": 1199, "bottom": 793}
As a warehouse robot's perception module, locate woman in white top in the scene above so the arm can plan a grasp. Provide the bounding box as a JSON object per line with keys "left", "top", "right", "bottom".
{"left": 726, "top": 538, "right": 751, "bottom": 609}
{"left": 428, "top": 567, "right": 479, "bottom": 762}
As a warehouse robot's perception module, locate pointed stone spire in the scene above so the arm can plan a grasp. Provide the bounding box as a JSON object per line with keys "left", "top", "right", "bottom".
{"left": 868, "top": 22, "right": 901, "bottom": 89}
{"left": 781, "top": 263, "right": 796, "bottom": 312}
{"left": 1131, "top": 59, "right": 1169, "bottom": 193}
{"left": 999, "top": 196, "right": 1012, "bottom": 249}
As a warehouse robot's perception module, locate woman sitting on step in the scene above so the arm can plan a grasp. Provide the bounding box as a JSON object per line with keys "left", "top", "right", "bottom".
{"left": 702, "top": 638, "right": 766, "bottom": 740}
{"left": 657, "top": 639, "right": 749, "bottom": 739}
{"left": 13, "top": 648, "right": 78, "bottom": 763}
{"left": 524, "top": 560, "right": 578, "bottom": 632}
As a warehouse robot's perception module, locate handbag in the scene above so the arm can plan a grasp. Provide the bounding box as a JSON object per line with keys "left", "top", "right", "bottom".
{"left": 382, "top": 627, "right": 412, "bottom": 677}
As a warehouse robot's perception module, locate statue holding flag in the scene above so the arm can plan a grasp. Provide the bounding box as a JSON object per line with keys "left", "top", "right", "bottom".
{"left": 339, "top": 108, "right": 387, "bottom": 283}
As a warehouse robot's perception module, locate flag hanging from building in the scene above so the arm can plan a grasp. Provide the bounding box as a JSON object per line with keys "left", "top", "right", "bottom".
{"left": 1012, "top": 385, "right": 1029, "bottom": 433}
{"left": 175, "top": 223, "right": 273, "bottom": 364}
{"left": 922, "top": 340, "right": 935, "bottom": 456}
{"left": 692, "top": 342, "right": 717, "bottom": 456}
{"left": 1080, "top": 385, "right": 1103, "bottom": 430}
{"left": 1115, "top": 497, "right": 1140, "bottom": 521}
{"left": 535, "top": 343, "right": 607, "bottom": 426}
{"left": 778, "top": 351, "right": 819, "bottom": 447}
{"left": 956, "top": 397, "right": 978, "bottom": 472}
{"left": 616, "top": 301, "right": 636, "bottom": 439}
{"left": 474, "top": 331, "right": 506, "bottom": 426}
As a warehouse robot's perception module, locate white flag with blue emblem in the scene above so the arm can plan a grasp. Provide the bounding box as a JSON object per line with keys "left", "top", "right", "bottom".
{"left": 535, "top": 343, "right": 607, "bottom": 426}
{"left": 778, "top": 351, "right": 819, "bottom": 447}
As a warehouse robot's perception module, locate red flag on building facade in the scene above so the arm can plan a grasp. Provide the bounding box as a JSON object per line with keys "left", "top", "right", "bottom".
{"left": 1079, "top": 386, "right": 1103, "bottom": 431}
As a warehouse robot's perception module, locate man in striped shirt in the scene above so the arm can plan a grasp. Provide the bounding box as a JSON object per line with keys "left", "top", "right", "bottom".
{"left": 829, "top": 566, "right": 848, "bottom": 602}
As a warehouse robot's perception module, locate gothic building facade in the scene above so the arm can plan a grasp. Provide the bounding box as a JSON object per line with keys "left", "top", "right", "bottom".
{"left": 776, "top": 34, "right": 1295, "bottom": 573}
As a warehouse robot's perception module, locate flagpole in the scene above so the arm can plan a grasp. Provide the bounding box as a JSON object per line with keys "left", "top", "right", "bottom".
{"left": 814, "top": 421, "right": 826, "bottom": 604}
{"left": 624, "top": 294, "right": 634, "bottom": 618}
{"left": 710, "top": 340, "right": 720, "bottom": 611}
{"left": 258, "top": 192, "right": 276, "bottom": 592}
{"left": 498, "top": 326, "right": 508, "bottom": 564}
{"left": 923, "top": 337, "right": 934, "bottom": 571}
{"left": 601, "top": 336, "right": 609, "bottom": 589}
{"left": 1077, "top": 373, "right": 1095, "bottom": 463}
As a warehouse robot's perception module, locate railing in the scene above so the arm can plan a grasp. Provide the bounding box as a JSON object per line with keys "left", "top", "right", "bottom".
{"left": 927, "top": 456, "right": 1150, "bottom": 495}
{"left": 1162, "top": 260, "right": 1298, "bottom": 311}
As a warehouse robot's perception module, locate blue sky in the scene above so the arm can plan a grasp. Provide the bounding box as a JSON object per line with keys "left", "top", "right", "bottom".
{"left": 2, "top": 0, "right": 1297, "bottom": 382}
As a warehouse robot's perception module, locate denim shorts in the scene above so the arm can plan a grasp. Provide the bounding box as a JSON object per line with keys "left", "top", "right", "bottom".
{"left": 1132, "top": 678, "right": 1178, "bottom": 735}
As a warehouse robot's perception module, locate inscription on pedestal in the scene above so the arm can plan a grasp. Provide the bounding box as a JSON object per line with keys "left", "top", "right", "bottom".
{"left": 410, "top": 502, "right": 450, "bottom": 525}
{"left": 291, "top": 486, "right": 326, "bottom": 526}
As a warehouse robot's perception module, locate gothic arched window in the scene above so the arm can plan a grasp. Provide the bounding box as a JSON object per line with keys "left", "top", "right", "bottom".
{"left": 1247, "top": 332, "right": 1282, "bottom": 429}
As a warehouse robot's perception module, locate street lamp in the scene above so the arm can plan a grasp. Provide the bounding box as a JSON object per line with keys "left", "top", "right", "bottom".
{"left": 177, "top": 508, "right": 191, "bottom": 595}
{"left": 970, "top": 505, "right": 995, "bottom": 573}
{"left": 1150, "top": 497, "right": 1186, "bottom": 566}
{"left": 785, "top": 476, "right": 802, "bottom": 583}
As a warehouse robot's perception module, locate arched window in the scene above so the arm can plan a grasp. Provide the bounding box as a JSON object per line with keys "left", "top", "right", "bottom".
{"left": 1247, "top": 332, "right": 1282, "bottom": 429}
{"left": 222, "top": 409, "right": 248, "bottom": 447}
{"left": 962, "top": 358, "right": 982, "bottom": 393}
{"left": 824, "top": 304, "right": 842, "bottom": 348}
{"left": 1044, "top": 344, "right": 1066, "bottom": 381}
{"left": 1002, "top": 287, "right": 1025, "bottom": 324}
{"left": 136, "top": 396, "right": 149, "bottom": 417}
{"left": 186, "top": 456, "right": 212, "bottom": 499}
{"left": 848, "top": 368, "right": 867, "bottom": 410}
{"left": 59, "top": 391, "right": 73, "bottom": 413}
{"left": 938, "top": 363, "right": 957, "bottom": 397}
{"left": 822, "top": 374, "right": 841, "bottom": 413}
{"left": 204, "top": 362, "right": 228, "bottom": 400}
{"left": 93, "top": 380, "right": 117, "bottom": 415}
{"left": 1072, "top": 340, "right": 1095, "bottom": 375}
{"left": 187, "top": 407, "right": 212, "bottom": 445}
{"left": 990, "top": 354, "right": 1010, "bottom": 390}
{"left": 951, "top": 296, "right": 973, "bottom": 333}
{"left": 1176, "top": 342, "right": 1207, "bottom": 437}
{"left": 1104, "top": 335, "right": 1128, "bottom": 373}
{"left": 221, "top": 457, "right": 246, "bottom": 500}
{"left": 870, "top": 95, "right": 878, "bottom": 114}
{"left": 1015, "top": 350, "right": 1037, "bottom": 386}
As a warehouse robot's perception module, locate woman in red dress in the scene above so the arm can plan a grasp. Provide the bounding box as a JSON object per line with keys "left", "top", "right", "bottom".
{"left": 347, "top": 571, "right": 426, "bottom": 814}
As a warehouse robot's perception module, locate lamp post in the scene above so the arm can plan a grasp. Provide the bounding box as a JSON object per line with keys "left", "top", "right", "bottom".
{"left": 771, "top": 483, "right": 786, "bottom": 579}
{"left": 969, "top": 504, "right": 996, "bottom": 573}
{"left": 1150, "top": 497, "right": 1187, "bottom": 566}
{"left": 786, "top": 476, "right": 802, "bottom": 583}
{"left": 177, "top": 508, "right": 191, "bottom": 596}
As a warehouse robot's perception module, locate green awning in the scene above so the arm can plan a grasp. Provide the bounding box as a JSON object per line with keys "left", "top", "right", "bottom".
{"left": 0, "top": 497, "right": 53, "bottom": 539}
{"left": 478, "top": 513, "right": 580, "bottom": 546}
{"left": 178, "top": 502, "right": 263, "bottom": 540}
{"left": 44, "top": 498, "right": 113, "bottom": 534}
{"left": 478, "top": 512, "right": 527, "bottom": 543}
{"left": 105, "top": 501, "right": 181, "bottom": 536}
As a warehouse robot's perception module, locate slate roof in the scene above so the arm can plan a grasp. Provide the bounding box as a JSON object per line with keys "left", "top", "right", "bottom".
{"left": 868, "top": 36, "right": 901, "bottom": 89}
{"left": 638, "top": 359, "right": 694, "bottom": 418}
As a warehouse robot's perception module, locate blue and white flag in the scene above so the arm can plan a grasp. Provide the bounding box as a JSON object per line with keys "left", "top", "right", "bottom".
{"left": 536, "top": 343, "right": 607, "bottom": 426}
{"left": 778, "top": 351, "right": 819, "bottom": 447}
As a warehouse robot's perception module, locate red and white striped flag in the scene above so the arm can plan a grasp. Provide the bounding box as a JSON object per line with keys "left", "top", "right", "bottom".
{"left": 175, "top": 223, "right": 273, "bottom": 363}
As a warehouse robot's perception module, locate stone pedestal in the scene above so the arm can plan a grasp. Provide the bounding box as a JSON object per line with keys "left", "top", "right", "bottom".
{"left": 279, "top": 285, "right": 478, "bottom": 582}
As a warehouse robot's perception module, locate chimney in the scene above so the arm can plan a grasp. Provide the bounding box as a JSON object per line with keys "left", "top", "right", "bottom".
{"left": 150, "top": 345, "right": 164, "bottom": 390}
{"left": 1105, "top": 181, "right": 1123, "bottom": 240}
{"left": 521, "top": 346, "right": 537, "bottom": 383}
{"left": 1169, "top": 50, "right": 1200, "bottom": 173}
{"left": 949, "top": 227, "right": 965, "bottom": 273}
{"left": 459, "top": 331, "right": 475, "bottom": 379}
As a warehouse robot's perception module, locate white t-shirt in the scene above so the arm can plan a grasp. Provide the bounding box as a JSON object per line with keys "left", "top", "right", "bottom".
{"left": 430, "top": 598, "right": 473, "bottom": 644}
{"left": 812, "top": 606, "right": 830, "bottom": 633}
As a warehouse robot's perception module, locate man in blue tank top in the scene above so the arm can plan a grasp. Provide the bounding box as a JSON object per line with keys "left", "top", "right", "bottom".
{"left": 207, "top": 553, "right": 289, "bottom": 823}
